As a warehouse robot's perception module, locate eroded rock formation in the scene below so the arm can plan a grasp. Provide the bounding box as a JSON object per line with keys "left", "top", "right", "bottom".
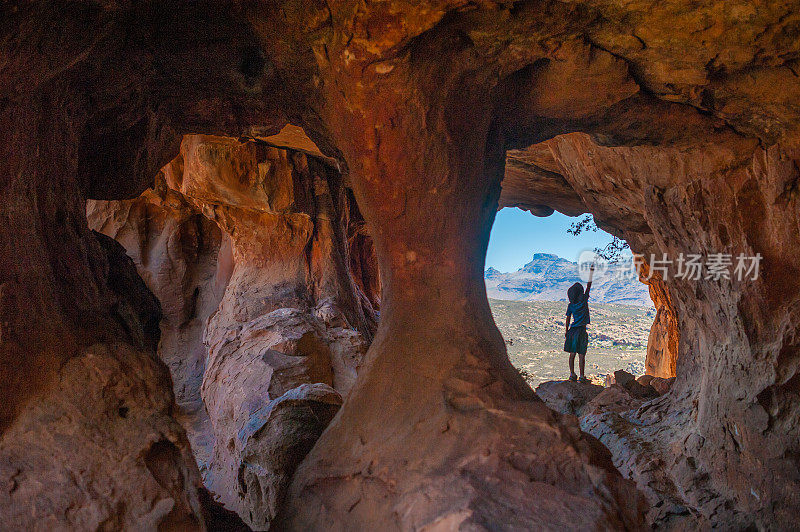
{"left": 500, "top": 130, "right": 800, "bottom": 526}
{"left": 4, "top": 1, "right": 800, "bottom": 529}
{"left": 638, "top": 261, "right": 680, "bottom": 378}
{"left": 89, "top": 135, "right": 378, "bottom": 528}
{"left": 0, "top": 223, "right": 206, "bottom": 528}
{"left": 88, "top": 186, "right": 228, "bottom": 405}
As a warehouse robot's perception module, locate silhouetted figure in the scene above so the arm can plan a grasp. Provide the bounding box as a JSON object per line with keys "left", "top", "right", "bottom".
{"left": 564, "top": 265, "right": 594, "bottom": 383}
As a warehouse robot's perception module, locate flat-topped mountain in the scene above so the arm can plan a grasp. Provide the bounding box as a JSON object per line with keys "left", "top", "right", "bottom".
{"left": 485, "top": 253, "right": 652, "bottom": 306}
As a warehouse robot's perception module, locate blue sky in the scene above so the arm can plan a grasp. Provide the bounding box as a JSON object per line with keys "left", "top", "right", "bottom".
{"left": 486, "top": 208, "right": 616, "bottom": 272}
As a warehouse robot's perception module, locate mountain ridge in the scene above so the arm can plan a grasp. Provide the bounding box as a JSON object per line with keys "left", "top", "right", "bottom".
{"left": 485, "top": 254, "right": 652, "bottom": 306}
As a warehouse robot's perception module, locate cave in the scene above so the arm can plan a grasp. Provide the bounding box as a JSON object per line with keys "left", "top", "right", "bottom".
{"left": 2, "top": 2, "right": 799, "bottom": 530}
{"left": 484, "top": 206, "right": 674, "bottom": 387}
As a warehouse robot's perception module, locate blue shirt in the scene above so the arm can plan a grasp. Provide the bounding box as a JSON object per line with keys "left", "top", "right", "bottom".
{"left": 566, "top": 295, "right": 590, "bottom": 328}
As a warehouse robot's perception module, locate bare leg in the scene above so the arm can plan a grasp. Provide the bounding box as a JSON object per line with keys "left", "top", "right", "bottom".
{"left": 569, "top": 352, "right": 577, "bottom": 377}
{"left": 579, "top": 352, "right": 586, "bottom": 378}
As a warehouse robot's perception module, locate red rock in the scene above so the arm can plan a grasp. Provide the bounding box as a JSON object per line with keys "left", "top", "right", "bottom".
{"left": 638, "top": 261, "right": 680, "bottom": 379}
{"left": 90, "top": 135, "right": 378, "bottom": 527}
{"left": 637, "top": 374, "right": 655, "bottom": 387}
{"left": 535, "top": 380, "right": 605, "bottom": 416}
{"left": 0, "top": 344, "right": 206, "bottom": 529}
{"left": 650, "top": 377, "right": 676, "bottom": 396}
{"left": 88, "top": 186, "right": 227, "bottom": 406}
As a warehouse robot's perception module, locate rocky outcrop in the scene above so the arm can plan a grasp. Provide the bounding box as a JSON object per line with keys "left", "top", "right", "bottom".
{"left": 580, "top": 392, "right": 701, "bottom": 529}
{"left": 638, "top": 261, "right": 680, "bottom": 378}
{"left": 90, "top": 134, "right": 377, "bottom": 528}
{"left": 537, "top": 376, "right": 703, "bottom": 527}
{"left": 535, "top": 380, "right": 604, "bottom": 416}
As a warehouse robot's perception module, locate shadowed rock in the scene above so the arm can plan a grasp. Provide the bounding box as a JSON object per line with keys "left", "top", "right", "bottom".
{"left": 535, "top": 380, "right": 605, "bottom": 416}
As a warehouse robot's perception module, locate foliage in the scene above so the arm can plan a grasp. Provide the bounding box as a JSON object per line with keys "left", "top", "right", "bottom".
{"left": 568, "top": 215, "right": 630, "bottom": 263}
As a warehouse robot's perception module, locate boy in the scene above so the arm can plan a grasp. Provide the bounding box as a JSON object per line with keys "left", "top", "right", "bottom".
{"left": 564, "top": 264, "right": 593, "bottom": 383}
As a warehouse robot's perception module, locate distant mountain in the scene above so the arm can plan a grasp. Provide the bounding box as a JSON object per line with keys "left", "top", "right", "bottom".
{"left": 485, "top": 253, "right": 652, "bottom": 306}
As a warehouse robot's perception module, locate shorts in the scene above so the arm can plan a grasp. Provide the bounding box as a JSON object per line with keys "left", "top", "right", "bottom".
{"left": 564, "top": 326, "right": 588, "bottom": 355}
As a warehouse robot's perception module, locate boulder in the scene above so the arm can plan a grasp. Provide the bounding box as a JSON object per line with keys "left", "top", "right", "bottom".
{"left": 614, "top": 369, "right": 636, "bottom": 388}
{"left": 582, "top": 385, "right": 645, "bottom": 417}
{"left": 609, "top": 370, "right": 659, "bottom": 400}
{"left": 534, "top": 380, "right": 605, "bottom": 416}
{"left": 650, "top": 377, "right": 676, "bottom": 396}
{"left": 0, "top": 344, "right": 205, "bottom": 530}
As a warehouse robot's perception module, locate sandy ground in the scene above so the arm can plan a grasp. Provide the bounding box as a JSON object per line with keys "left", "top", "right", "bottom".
{"left": 489, "top": 299, "right": 654, "bottom": 386}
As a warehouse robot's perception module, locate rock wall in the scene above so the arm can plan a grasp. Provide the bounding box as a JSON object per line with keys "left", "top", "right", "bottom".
{"left": 0, "top": 98, "right": 208, "bottom": 529}
{"left": 88, "top": 186, "right": 228, "bottom": 405}
{"left": 638, "top": 261, "right": 680, "bottom": 378}
{"left": 499, "top": 131, "right": 800, "bottom": 526}
{"left": 89, "top": 134, "right": 378, "bottom": 529}
{"left": 1, "top": 4, "right": 288, "bottom": 528}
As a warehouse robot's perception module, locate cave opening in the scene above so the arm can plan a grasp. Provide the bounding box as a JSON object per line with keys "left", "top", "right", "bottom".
{"left": 485, "top": 207, "right": 657, "bottom": 387}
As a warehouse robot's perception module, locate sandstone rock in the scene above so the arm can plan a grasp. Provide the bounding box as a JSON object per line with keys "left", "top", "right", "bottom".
{"left": 92, "top": 136, "right": 377, "bottom": 526}
{"left": 88, "top": 186, "right": 227, "bottom": 405}
{"left": 0, "top": 109, "right": 208, "bottom": 529}
{"left": 580, "top": 398, "right": 702, "bottom": 529}
{"left": 608, "top": 370, "right": 654, "bottom": 396}
{"left": 611, "top": 370, "right": 659, "bottom": 400}
{"left": 92, "top": 230, "right": 163, "bottom": 353}
{"left": 198, "top": 487, "right": 251, "bottom": 532}
{"left": 278, "top": 35, "right": 647, "bottom": 527}
{"left": 0, "top": 343, "right": 205, "bottom": 530}
{"left": 499, "top": 131, "right": 800, "bottom": 527}
{"left": 236, "top": 383, "right": 342, "bottom": 529}
{"left": 535, "top": 380, "right": 604, "bottom": 416}
{"left": 164, "top": 137, "right": 374, "bottom": 527}
{"left": 638, "top": 261, "right": 680, "bottom": 378}
{"left": 650, "top": 377, "right": 676, "bottom": 396}
{"left": 582, "top": 385, "right": 645, "bottom": 418}
{"left": 201, "top": 307, "right": 343, "bottom": 525}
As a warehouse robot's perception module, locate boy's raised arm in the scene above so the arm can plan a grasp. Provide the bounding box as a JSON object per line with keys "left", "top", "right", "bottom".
{"left": 585, "top": 264, "right": 595, "bottom": 299}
